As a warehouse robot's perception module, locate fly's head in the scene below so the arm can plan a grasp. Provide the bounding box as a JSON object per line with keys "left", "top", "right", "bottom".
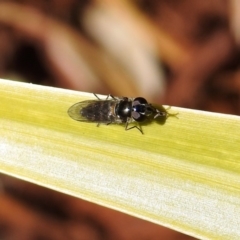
{"left": 132, "top": 97, "right": 167, "bottom": 122}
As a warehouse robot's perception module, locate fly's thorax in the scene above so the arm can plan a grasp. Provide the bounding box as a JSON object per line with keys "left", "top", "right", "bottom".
{"left": 114, "top": 98, "right": 132, "bottom": 123}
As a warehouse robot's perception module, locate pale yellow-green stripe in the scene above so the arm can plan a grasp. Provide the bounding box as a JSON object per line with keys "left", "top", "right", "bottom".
{"left": 0, "top": 78, "right": 240, "bottom": 239}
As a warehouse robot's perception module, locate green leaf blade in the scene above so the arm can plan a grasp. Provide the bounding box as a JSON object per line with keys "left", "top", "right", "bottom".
{"left": 0, "top": 78, "right": 240, "bottom": 239}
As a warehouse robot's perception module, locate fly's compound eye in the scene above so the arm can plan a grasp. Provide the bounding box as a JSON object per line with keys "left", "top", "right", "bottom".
{"left": 132, "top": 110, "right": 146, "bottom": 122}
{"left": 132, "top": 102, "right": 147, "bottom": 122}
{"left": 133, "top": 97, "right": 148, "bottom": 105}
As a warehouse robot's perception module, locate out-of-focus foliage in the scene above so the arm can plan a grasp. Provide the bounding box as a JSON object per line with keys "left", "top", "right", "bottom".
{"left": 0, "top": 1, "right": 239, "bottom": 112}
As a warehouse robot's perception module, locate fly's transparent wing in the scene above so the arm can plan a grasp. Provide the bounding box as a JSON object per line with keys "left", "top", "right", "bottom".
{"left": 68, "top": 100, "right": 97, "bottom": 121}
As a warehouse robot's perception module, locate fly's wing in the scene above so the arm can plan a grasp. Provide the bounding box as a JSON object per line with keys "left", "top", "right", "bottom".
{"left": 68, "top": 100, "right": 97, "bottom": 121}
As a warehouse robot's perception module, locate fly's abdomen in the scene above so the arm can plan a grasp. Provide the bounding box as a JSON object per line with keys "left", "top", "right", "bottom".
{"left": 81, "top": 101, "right": 114, "bottom": 123}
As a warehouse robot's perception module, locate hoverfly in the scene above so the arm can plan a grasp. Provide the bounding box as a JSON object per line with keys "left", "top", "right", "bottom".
{"left": 68, "top": 94, "right": 176, "bottom": 134}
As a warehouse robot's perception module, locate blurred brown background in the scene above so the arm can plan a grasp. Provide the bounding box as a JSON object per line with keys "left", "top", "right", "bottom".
{"left": 0, "top": 0, "right": 239, "bottom": 239}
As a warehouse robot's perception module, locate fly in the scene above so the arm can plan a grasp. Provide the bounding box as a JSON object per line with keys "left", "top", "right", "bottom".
{"left": 68, "top": 94, "right": 177, "bottom": 134}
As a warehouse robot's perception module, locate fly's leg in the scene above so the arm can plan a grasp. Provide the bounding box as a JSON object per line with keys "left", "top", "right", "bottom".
{"left": 94, "top": 93, "right": 102, "bottom": 100}
{"left": 125, "top": 119, "right": 143, "bottom": 134}
{"left": 109, "top": 95, "right": 117, "bottom": 100}
{"left": 96, "top": 122, "right": 112, "bottom": 127}
{"left": 94, "top": 93, "right": 117, "bottom": 100}
{"left": 125, "top": 123, "right": 143, "bottom": 134}
{"left": 93, "top": 93, "right": 127, "bottom": 101}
